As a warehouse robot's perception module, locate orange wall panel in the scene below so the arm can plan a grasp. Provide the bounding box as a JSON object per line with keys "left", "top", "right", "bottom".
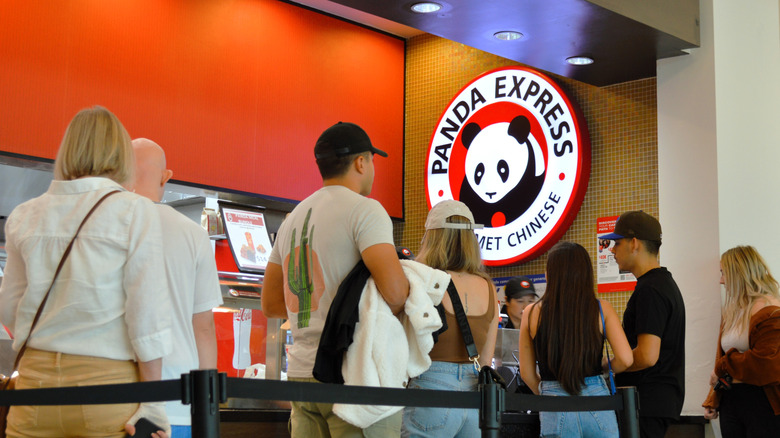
{"left": 0, "top": 0, "right": 405, "bottom": 217}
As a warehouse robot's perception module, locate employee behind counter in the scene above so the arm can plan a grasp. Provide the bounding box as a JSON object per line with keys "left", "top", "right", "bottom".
{"left": 501, "top": 276, "right": 539, "bottom": 329}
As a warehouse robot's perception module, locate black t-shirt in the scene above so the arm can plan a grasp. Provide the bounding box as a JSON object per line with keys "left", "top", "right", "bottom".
{"left": 615, "top": 267, "right": 686, "bottom": 419}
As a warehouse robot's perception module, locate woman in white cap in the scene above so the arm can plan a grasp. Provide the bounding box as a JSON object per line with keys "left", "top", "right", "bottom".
{"left": 401, "top": 200, "right": 499, "bottom": 438}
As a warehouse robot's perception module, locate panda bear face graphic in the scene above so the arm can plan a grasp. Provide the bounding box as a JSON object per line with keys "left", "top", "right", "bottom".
{"left": 459, "top": 115, "right": 547, "bottom": 227}
{"left": 463, "top": 123, "right": 528, "bottom": 204}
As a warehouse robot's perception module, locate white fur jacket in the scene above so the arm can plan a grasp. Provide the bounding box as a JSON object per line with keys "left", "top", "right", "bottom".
{"left": 332, "top": 259, "right": 450, "bottom": 428}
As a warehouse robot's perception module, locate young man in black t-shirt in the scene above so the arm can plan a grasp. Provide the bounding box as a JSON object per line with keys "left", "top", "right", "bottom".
{"left": 603, "top": 211, "right": 686, "bottom": 438}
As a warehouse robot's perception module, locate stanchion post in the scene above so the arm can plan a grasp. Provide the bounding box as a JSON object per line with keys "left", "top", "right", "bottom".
{"left": 190, "top": 369, "right": 221, "bottom": 438}
{"left": 479, "top": 378, "right": 504, "bottom": 438}
{"left": 618, "top": 386, "right": 640, "bottom": 438}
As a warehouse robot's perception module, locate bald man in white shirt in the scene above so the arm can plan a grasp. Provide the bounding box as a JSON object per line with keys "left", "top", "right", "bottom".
{"left": 131, "top": 138, "right": 223, "bottom": 438}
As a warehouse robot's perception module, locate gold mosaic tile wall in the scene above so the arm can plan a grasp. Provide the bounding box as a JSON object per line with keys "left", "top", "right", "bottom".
{"left": 396, "top": 34, "right": 659, "bottom": 312}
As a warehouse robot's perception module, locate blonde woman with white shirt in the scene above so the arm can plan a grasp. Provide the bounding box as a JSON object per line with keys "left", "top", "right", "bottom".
{"left": 0, "top": 106, "right": 173, "bottom": 438}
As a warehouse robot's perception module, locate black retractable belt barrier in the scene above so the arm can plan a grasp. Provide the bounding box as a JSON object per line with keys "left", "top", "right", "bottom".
{"left": 190, "top": 370, "right": 227, "bottom": 438}
{"left": 618, "top": 386, "right": 640, "bottom": 438}
{"left": 502, "top": 386, "right": 639, "bottom": 438}
{"left": 504, "top": 392, "right": 622, "bottom": 413}
{"left": 0, "top": 369, "right": 640, "bottom": 438}
{"left": 225, "top": 377, "right": 479, "bottom": 409}
{"left": 478, "top": 367, "right": 505, "bottom": 438}
{"left": 0, "top": 380, "right": 180, "bottom": 405}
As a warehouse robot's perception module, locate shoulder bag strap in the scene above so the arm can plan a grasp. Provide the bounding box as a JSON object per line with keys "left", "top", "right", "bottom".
{"left": 11, "top": 189, "right": 121, "bottom": 371}
{"left": 446, "top": 280, "right": 480, "bottom": 370}
{"left": 598, "top": 299, "right": 617, "bottom": 395}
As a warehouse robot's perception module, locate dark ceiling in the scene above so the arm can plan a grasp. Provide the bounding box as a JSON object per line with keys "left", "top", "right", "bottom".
{"left": 309, "top": 0, "right": 699, "bottom": 87}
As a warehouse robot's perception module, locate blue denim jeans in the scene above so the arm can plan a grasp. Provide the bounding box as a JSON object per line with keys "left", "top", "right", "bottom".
{"left": 539, "top": 375, "right": 619, "bottom": 438}
{"left": 401, "top": 361, "right": 479, "bottom": 438}
{"left": 171, "top": 425, "right": 192, "bottom": 438}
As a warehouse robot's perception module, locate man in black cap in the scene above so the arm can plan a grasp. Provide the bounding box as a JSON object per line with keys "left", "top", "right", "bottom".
{"left": 603, "top": 211, "right": 686, "bottom": 438}
{"left": 502, "top": 276, "right": 538, "bottom": 329}
{"left": 262, "top": 122, "right": 409, "bottom": 437}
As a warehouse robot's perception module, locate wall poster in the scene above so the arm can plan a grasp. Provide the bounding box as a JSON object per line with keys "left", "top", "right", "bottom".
{"left": 597, "top": 216, "right": 636, "bottom": 293}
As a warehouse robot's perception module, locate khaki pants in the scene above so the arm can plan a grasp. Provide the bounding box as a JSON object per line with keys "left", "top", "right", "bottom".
{"left": 7, "top": 348, "right": 139, "bottom": 438}
{"left": 289, "top": 377, "right": 402, "bottom": 438}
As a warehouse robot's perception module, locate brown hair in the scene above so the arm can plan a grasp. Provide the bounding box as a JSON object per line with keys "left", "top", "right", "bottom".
{"left": 640, "top": 239, "right": 661, "bottom": 256}
{"left": 535, "top": 241, "right": 601, "bottom": 395}
{"left": 316, "top": 151, "right": 369, "bottom": 180}
{"left": 54, "top": 106, "right": 133, "bottom": 184}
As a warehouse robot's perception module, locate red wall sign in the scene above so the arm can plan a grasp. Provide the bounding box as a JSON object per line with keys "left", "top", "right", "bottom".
{"left": 425, "top": 66, "right": 591, "bottom": 266}
{"left": 0, "top": 0, "right": 404, "bottom": 217}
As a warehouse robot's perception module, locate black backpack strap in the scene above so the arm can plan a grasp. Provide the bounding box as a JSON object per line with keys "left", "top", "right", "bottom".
{"left": 446, "top": 280, "right": 480, "bottom": 370}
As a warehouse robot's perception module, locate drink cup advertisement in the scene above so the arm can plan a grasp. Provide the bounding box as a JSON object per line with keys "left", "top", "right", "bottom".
{"left": 214, "top": 309, "right": 268, "bottom": 377}
{"left": 596, "top": 216, "right": 636, "bottom": 293}
{"left": 232, "top": 308, "right": 253, "bottom": 370}
{"left": 221, "top": 206, "right": 273, "bottom": 273}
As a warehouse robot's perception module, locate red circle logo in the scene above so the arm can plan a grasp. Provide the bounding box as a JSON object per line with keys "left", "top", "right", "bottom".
{"left": 425, "top": 66, "right": 590, "bottom": 266}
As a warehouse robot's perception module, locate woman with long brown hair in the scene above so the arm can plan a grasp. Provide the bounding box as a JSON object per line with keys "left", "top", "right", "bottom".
{"left": 703, "top": 245, "right": 780, "bottom": 436}
{"left": 519, "top": 241, "right": 632, "bottom": 437}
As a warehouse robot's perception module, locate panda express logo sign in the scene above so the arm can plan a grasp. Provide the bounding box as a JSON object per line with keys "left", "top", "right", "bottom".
{"left": 425, "top": 66, "right": 591, "bottom": 266}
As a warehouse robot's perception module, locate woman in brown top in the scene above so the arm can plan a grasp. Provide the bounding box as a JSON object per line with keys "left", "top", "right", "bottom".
{"left": 401, "top": 200, "right": 498, "bottom": 438}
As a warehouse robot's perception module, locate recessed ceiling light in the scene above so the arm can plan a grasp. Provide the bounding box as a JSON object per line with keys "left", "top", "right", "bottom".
{"left": 410, "top": 2, "right": 442, "bottom": 13}
{"left": 493, "top": 31, "right": 523, "bottom": 41}
{"left": 566, "top": 56, "right": 594, "bottom": 65}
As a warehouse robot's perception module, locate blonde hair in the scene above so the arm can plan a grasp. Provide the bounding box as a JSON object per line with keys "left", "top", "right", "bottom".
{"left": 54, "top": 106, "right": 134, "bottom": 184}
{"left": 721, "top": 245, "right": 780, "bottom": 333}
{"left": 416, "top": 215, "right": 492, "bottom": 284}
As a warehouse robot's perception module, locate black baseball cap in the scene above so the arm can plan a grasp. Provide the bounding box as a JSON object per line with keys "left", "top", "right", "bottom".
{"left": 314, "top": 122, "right": 388, "bottom": 160}
{"left": 601, "top": 210, "right": 662, "bottom": 242}
{"left": 505, "top": 276, "right": 538, "bottom": 300}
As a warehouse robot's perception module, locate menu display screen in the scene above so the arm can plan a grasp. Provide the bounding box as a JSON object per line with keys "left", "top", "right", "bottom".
{"left": 219, "top": 201, "right": 273, "bottom": 274}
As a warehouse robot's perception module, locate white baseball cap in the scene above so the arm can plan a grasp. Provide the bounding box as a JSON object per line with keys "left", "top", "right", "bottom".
{"left": 425, "top": 200, "right": 484, "bottom": 230}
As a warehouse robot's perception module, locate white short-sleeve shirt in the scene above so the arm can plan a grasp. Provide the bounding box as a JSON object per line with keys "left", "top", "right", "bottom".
{"left": 269, "top": 185, "right": 394, "bottom": 378}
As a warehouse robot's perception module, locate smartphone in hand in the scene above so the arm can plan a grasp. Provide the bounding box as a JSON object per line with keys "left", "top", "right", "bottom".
{"left": 126, "top": 418, "right": 163, "bottom": 438}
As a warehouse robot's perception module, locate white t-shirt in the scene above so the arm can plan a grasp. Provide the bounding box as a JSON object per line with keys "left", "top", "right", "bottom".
{"left": 268, "top": 185, "right": 394, "bottom": 378}
{"left": 0, "top": 177, "right": 172, "bottom": 362}
{"left": 156, "top": 204, "right": 223, "bottom": 425}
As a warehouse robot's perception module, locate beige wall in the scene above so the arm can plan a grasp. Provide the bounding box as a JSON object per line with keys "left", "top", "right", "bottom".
{"left": 657, "top": 0, "right": 720, "bottom": 419}
{"left": 658, "top": 0, "right": 780, "bottom": 425}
